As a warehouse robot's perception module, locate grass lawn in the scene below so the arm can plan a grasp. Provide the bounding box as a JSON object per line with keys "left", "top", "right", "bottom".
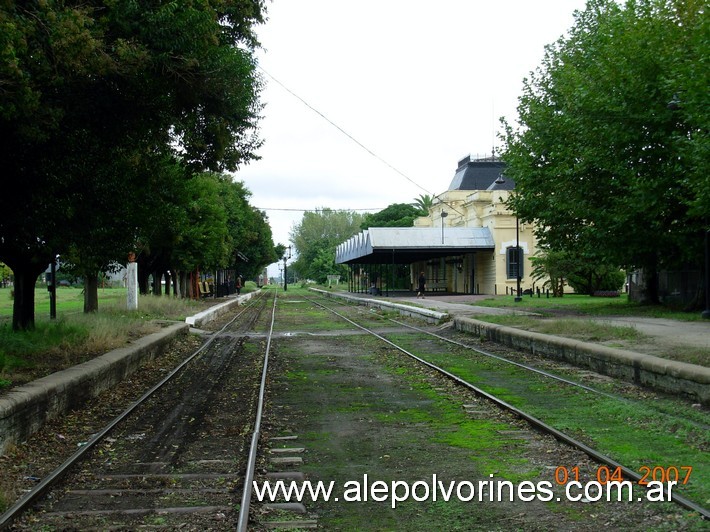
{"left": 0, "top": 286, "right": 125, "bottom": 319}
{"left": 0, "top": 284, "right": 256, "bottom": 392}
{"left": 471, "top": 293, "right": 705, "bottom": 321}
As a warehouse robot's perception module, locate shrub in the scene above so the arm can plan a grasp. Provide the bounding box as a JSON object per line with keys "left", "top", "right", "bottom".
{"left": 592, "top": 290, "right": 620, "bottom": 297}
{"left": 568, "top": 267, "right": 625, "bottom": 295}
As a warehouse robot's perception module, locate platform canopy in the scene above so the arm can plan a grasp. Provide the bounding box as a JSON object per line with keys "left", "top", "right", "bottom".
{"left": 335, "top": 227, "right": 495, "bottom": 265}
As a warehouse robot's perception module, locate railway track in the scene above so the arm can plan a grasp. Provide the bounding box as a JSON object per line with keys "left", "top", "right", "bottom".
{"left": 1, "top": 291, "right": 275, "bottom": 530}
{"left": 387, "top": 318, "right": 710, "bottom": 432}
{"left": 3, "top": 290, "right": 707, "bottom": 529}
{"left": 304, "top": 294, "right": 710, "bottom": 521}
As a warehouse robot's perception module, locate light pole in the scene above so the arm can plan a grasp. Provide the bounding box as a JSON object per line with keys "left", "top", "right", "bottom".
{"left": 514, "top": 217, "right": 522, "bottom": 302}
{"left": 283, "top": 245, "right": 292, "bottom": 291}
{"left": 441, "top": 211, "right": 448, "bottom": 244}
{"left": 495, "top": 173, "right": 523, "bottom": 303}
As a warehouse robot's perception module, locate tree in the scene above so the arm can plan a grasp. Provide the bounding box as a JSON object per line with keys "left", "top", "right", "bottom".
{"left": 290, "top": 209, "right": 365, "bottom": 284}
{"left": 361, "top": 203, "right": 423, "bottom": 229}
{"left": 531, "top": 248, "right": 625, "bottom": 297}
{"left": 0, "top": 1, "right": 265, "bottom": 328}
{"left": 60, "top": 150, "right": 168, "bottom": 311}
{"left": 0, "top": 263, "right": 12, "bottom": 288}
{"left": 530, "top": 250, "right": 576, "bottom": 297}
{"left": 412, "top": 194, "right": 434, "bottom": 215}
{"left": 567, "top": 265, "right": 626, "bottom": 296}
{"left": 134, "top": 171, "right": 276, "bottom": 298}
{"left": 502, "top": 0, "right": 708, "bottom": 304}
{"left": 218, "top": 178, "right": 278, "bottom": 280}
{"left": 239, "top": 210, "right": 279, "bottom": 280}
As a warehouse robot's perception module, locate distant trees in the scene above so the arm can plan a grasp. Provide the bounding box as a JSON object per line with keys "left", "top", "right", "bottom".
{"left": 290, "top": 209, "right": 365, "bottom": 284}
{"left": 502, "top": 0, "right": 708, "bottom": 304}
{"left": 361, "top": 203, "right": 423, "bottom": 229}
{"left": 133, "top": 171, "right": 277, "bottom": 299}
{"left": 0, "top": 2, "right": 268, "bottom": 329}
{"left": 0, "top": 263, "right": 11, "bottom": 288}
{"left": 291, "top": 200, "right": 429, "bottom": 285}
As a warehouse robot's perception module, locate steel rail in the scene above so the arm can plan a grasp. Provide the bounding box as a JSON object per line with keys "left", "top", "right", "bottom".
{"left": 237, "top": 290, "right": 278, "bottom": 531}
{"left": 308, "top": 296, "right": 710, "bottom": 521}
{"left": 389, "top": 318, "right": 710, "bottom": 432}
{"left": 389, "top": 319, "right": 623, "bottom": 400}
{"left": 0, "top": 291, "right": 267, "bottom": 530}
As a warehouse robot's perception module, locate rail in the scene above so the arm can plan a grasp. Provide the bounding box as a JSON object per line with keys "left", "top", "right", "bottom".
{"left": 307, "top": 295, "right": 710, "bottom": 521}
{"left": 237, "top": 291, "right": 277, "bottom": 531}
{"left": 0, "top": 291, "right": 268, "bottom": 530}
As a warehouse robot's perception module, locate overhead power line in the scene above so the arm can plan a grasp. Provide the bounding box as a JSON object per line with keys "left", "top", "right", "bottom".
{"left": 256, "top": 64, "right": 465, "bottom": 217}
{"left": 257, "top": 65, "right": 432, "bottom": 195}
{"left": 256, "top": 207, "right": 385, "bottom": 212}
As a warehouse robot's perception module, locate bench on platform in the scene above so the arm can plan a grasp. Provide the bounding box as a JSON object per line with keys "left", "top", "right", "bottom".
{"left": 429, "top": 281, "right": 447, "bottom": 292}
{"left": 199, "top": 281, "right": 214, "bottom": 298}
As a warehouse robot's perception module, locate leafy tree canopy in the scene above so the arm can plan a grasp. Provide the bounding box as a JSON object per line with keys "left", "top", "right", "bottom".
{"left": 136, "top": 171, "right": 276, "bottom": 283}
{"left": 290, "top": 209, "right": 365, "bottom": 283}
{"left": 411, "top": 194, "right": 434, "bottom": 215}
{"left": 502, "top": 0, "right": 708, "bottom": 302}
{"left": 0, "top": 1, "right": 266, "bottom": 328}
{"left": 530, "top": 248, "right": 625, "bottom": 297}
{"left": 361, "top": 203, "right": 423, "bottom": 229}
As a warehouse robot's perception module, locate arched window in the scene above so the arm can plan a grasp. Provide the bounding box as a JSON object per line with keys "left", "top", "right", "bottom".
{"left": 506, "top": 247, "right": 523, "bottom": 279}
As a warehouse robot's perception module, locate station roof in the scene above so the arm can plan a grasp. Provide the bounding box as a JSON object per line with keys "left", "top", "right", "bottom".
{"left": 448, "top": 156, "right": 515, "bottom": 191}
{"left": 335, "top": 227, "right": 495, "bottom": 265}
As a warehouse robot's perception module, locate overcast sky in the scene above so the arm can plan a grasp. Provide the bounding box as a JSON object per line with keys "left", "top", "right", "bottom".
{"left": 234, "top": 0, "right": 589, "bottom": 265}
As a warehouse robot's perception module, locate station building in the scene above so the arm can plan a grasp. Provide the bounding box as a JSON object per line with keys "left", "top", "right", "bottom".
{"left": 335, "top": 155, "right": 539, "bottom": 296}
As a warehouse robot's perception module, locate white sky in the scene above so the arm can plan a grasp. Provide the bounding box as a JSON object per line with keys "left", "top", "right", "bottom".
{"left": 234, "top": 0, "right": 589, "bottom": 270}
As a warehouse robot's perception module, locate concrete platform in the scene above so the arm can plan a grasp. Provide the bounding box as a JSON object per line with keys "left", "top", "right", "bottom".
{"left": 185, "top": 291, "right": 259, "bottom": 327}
{"left": 455, "top": 316, "right": 710, "bottom": 404}
{"left": 0, "top": 322, "right": 188, "bottom": 454}
{"left": 0, "top": 291, "right": 262, "bottom": 454}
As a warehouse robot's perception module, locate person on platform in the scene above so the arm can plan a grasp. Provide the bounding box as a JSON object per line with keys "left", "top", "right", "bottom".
{"left": 417, "top": 271, "right": 426, "bottom": 299}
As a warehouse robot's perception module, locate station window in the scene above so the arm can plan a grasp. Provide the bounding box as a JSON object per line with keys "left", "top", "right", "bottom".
{"left": 506, "top": 247, "right": 523, "bottom": 279}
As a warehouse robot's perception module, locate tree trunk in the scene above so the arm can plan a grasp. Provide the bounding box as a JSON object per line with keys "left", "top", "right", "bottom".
{"left": 170, "top": 269, "right": 180, "bottom": 298}
{"left": 183, "top": 271, "right": 190, "bottom": 299}
{"left": 152, "top": 271, "right": 162, "bottom": 296}
{"left": 138, "top": 263, "right": 150, "bottom": 295}
{"left": 11, "top": 264, "right": 45, "bottom": 331}
{"left": 629, "top": 263, "right": 661, "bottom": 305}
{"left": 193, "top": 269, "right": 201, "bottom": 300}
{"left": 646, "top": 266, "right": 660, "bottom": 305}
{"left": 177, "top": 271, "right": 186, "bottom": 299}
{"left": 84, "top": 272, "right": 99, "bottom": 313}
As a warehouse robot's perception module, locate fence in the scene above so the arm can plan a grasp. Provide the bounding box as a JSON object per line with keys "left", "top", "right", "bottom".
{"left": 658, "top": 270, "right": 702, "bottom": 308}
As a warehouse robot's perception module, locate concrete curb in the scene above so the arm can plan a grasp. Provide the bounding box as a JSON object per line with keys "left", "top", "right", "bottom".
{"left": 310, "top": 288, "right": 448, "bottom": 324}
{"left": 0, "top": 291, "right": 262, "bottom": 455}
{"left": 455, "top": 316, "right": 710, "bottom": 405}
{"left": 185, "top": 291, "right": 259, "bottom": 328}
{"left": 0, "top": 322, "right": 188, "bottom": 455}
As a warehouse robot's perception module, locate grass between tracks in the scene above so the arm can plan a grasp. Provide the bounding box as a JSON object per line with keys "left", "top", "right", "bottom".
{"left": 274, "top": 335, "right": 533, "bottom": 529}
{"left": 0, "top": 285, "right": 257, "bottom": 392}
{"left": 387, "top": 332, "right": 710, "bottom": 514}
{"left": 270, "top": 296, "right": 704, "bottom": 529}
